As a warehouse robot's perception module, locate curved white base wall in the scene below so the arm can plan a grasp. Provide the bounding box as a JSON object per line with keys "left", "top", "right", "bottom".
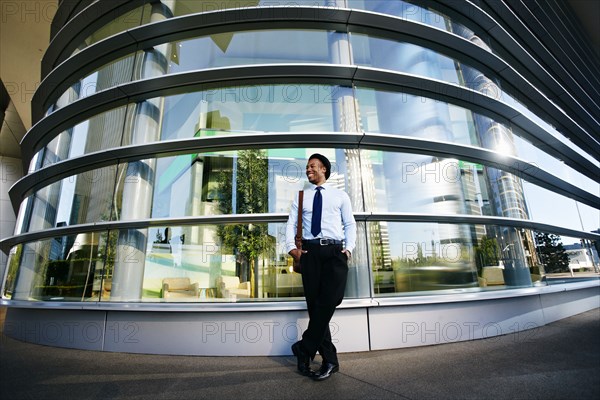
{"left": 2, "top": 282, "right": 598, "bottom": 356}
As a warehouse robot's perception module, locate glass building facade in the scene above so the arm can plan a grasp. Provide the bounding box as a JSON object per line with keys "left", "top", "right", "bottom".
{"left": 1, "top": 0, "right": 598, "bottom": 355}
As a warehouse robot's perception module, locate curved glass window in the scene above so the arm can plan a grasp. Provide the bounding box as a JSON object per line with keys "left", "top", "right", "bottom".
{"left": 7, "top": 221, "right": 596, "bottom": 302}
{"left": 522, "top": 181, "right": 600, "bottom": 232}
{"left": 371, "top": 221, "right": 550, "bottom": 296}
{"left": 154, "top": 85, "right": 355, "bottom": 143}
{"left": 21, "top": 145, "right": 596, "bottom": 240}
{"left": 48, "top": 17, "right": 587, "bottom": 172}
{"left": 115, "top": 148, "right": 364, "bottom": 222}
{"left": 5, "top": 233, "right": 111, "bottom": 302}
{"left": 69, "top": 4, "right": 152, "bottom": 57}
{"left": 351, "top": 28, "right": 594, "bottom": 169}
{"left": 348, "top": 0, "right": 450, "bottom": 29}
{"left": 40, "top": 106, "right": 129, "bottom": 168}
{"left": 37, "top": 84, "right": 354, "bottom": 170}
{"left": 31, "top": 86, "right": 597, "bottom": 226}
{"left": 50, "top": 55, "right": 137, "bottom": 115}
{"left": 503, "top": 94, "right": 599, "bottom": 166}
{"left": 355, "top": 87, "right": 599, "bottom": 195}
{"left": 351, "top": 33, "right": 464, "bottom": 85}
{"left": 171, "top": 29, "right": 342, "bottom": 71}
{"left": 51, "top": 30, "right": 343, "bottom": 114}
{"left": 170, "top": 0, "right": 335, "bottom": 17}
{"left": 510, "top": 132, "right": 599, "bottom": 199}
{"left": 40, "top": 81, "right": 585, "bottom": 187}
{"left": 29, "top": 86, "right": 596, "bottom": 222}
{"left": 18, "top": 165, "right": 118, "bottom": 234}
{"left": 67, "top": 1, "right": 334, "bottom": 61}
{"left": 347, "top": 0, "right": 486, "bottom": 45}
{"left": 356, "top": 86, "right": 479, "bottom": 145}
{"left": 70, "top": 1, "right": 487, "bottom": 59}
{"left": 362, "top": 150, "right": 539, "bottom": 223}
{"left": 3, "top": 220, "right": 371, "bottom": 302}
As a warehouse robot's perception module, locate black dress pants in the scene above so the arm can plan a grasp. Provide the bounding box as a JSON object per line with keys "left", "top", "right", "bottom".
{"left": 299, "top": 243, "right": 348, "bottom": 365}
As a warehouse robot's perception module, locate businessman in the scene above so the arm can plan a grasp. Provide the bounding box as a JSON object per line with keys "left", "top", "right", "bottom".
{"left": 286, "top": 153, "right": 356, "bottom": 381}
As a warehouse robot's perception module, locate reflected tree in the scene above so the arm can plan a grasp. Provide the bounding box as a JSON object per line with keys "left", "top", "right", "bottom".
{"left": 535, "top": 232, "right": 569, "bottom": 273}
{"left": 3, "top": 244, "right": 23, "bottom": 297}
{"left": 475, "top": 235, "right": 500, "bottom": 273}
{"left": 217, "top": 150, "right": 273, "bottom": 293}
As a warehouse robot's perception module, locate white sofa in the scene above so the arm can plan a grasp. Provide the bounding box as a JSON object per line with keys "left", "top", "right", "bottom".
{"left": 161, "top": 277, "right": 200, "bottom": 299}
{"left": 216, "top": 276, "right": 251, "bottom": 299}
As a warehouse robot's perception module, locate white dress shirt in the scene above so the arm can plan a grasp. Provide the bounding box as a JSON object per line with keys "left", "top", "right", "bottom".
{"left": 286, "top": 183, "right": 356, "bottom": 254}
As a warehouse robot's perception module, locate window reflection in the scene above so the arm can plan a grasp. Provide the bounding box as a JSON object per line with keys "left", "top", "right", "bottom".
{"left": 136, "top": 224, "right": 277, "bottom": 301}
{"left": 534, "top": 232, "right": 600, "bottom": 278}
{"left": 50, "top": 55, "right": 137, "bottom": 115}
{"left": 511, "top": 131, "right": 599, "bottom": 199}
{"left": 109, "top": 148, "right": 370, "bottom": 301}
{"left": 21, "top": 166, "right": 118, "bottom": 234}
{"left": 362, "top": 150, "right": 491, "bottom": 216}
{"left": 348, "top": 0, "right": 453, "bottom": 31}
{"left": 521, "top": 181, "right": 600, "bottom": 232}
{"left": 108, "top": 222, "right": 368, "bottom": 302}
{"left": 158, "top": 85, "right": 352, "bottom": 142}
{"left": 355, "top": 87, "right": 478, "bottom": 145}
{"left": 35, "top": 81, "right": 595, "bottom": 200}
{"left": 146, "top": 149, "right": 363, "bottom": 220}
{"left": 8, "top": 233, "right": 110, "bottom": 301}
{"left": 51, "top": 29, "right": 345, "bottom": 114}
{"left": 40, "top": 106, "right": 129, "bottom": 168}
{"left": 171, "top": 30, "right": 339, "bottom": 73}
{"left": 2, "top": 245, "right": 22, "bottom": 299}
{"left": 70, "top": 4, "right": 152, "bottom": 57}
{"left": 351, "top": 33, "right": 463, "bottom": 85}
{"left": 370, "top": 222, "right": 543, "bottom": 295}
{"left": 171, "top": 0, "right": 333, "bottom": 17}
{"left": 5, "top": 223, "right": 597, "bottom": 302}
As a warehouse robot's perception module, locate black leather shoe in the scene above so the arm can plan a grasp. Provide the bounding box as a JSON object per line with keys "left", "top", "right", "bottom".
{"left": 312, "top": 362, "right": 339, "bottom": 381}
{"left": 291, "top": 341, "right": 312, "bottom": 376}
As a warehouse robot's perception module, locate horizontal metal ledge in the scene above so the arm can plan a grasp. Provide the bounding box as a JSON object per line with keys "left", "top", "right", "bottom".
{"left": 2, "top": 211, "right": 599, "bottom": 255}
{"left": 0, "top": 213, "right": 288, "bottom": 254}
{"left": 22, "top": 65, "right": 600, "bottom": 185}
{"left": 33, "top": 5, "right": 599, "bottom": 159}
{"left": 10, "top": 132, "right": 599, "bottom": 215}
{"left": 1, "top": 279, "right": 598, "bottom": 311}
{"left": 0, "top": 298, "right": 377, "bottom": 313}
{"left": 0, "top": 299, "right": 310, "bottom": 313}
{"left": 373, "top": 278, "right": 600, "bottom": 307}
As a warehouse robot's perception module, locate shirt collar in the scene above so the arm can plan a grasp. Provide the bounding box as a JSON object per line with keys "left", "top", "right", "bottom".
{"left": 308, "top": 182, "right": 328, "bottom": 190}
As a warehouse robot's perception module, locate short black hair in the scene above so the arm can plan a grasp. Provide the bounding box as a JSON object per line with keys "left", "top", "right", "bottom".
{"left": 308, "top": 153, "right": 331, "bottom": 180}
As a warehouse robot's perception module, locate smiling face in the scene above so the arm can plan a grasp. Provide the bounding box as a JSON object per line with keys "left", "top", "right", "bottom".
{"left": 306, "top": 158, "right": 327, "bottom": 186}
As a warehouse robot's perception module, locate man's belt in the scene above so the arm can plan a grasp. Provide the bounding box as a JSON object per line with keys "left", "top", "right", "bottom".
{"left": 302, "top": 238, "right": 344, "bottom": 246}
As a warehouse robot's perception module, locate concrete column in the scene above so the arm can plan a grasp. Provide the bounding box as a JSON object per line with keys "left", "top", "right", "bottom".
{"left": 0, "top": 157, "right": 23, "bottom": 294}
{"left": 328, "top": 27, "right": 372, "bottom": 297}
{"left": 111, "top": 1, "right": 174, "bottom": 300}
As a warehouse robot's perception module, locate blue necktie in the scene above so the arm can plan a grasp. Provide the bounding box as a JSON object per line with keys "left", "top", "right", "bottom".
{"left": 311, "top": 187, "right": 323, "bottom": 237}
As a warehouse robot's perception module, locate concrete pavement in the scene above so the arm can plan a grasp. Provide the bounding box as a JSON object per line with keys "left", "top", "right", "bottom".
{"left": 1, "top": 307, "right": 599, "bottom": 399}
